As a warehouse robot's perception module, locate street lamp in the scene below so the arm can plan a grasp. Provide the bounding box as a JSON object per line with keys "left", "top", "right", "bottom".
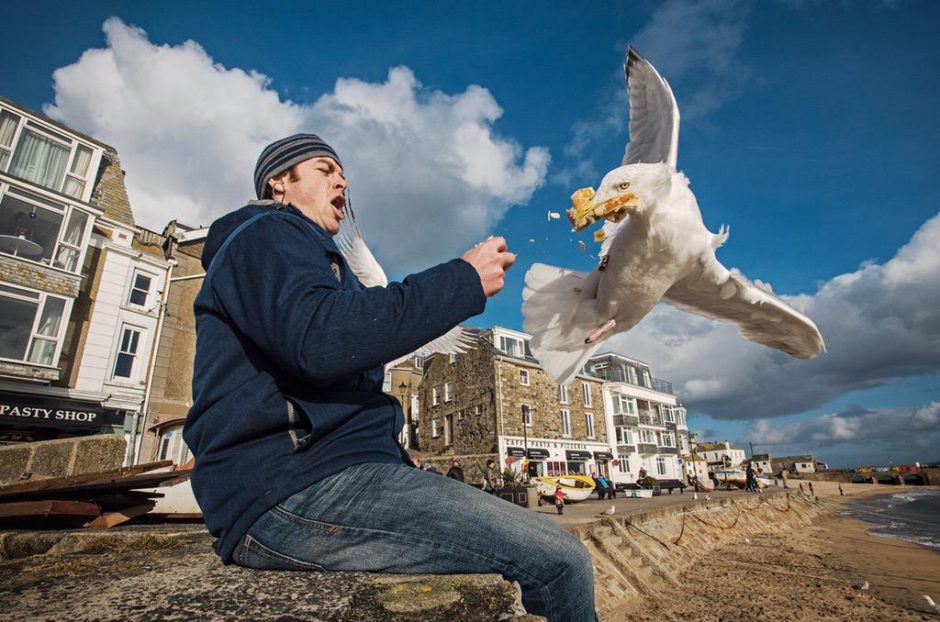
{"left": 521, "top": 404, "right": 530, "bottom": 483}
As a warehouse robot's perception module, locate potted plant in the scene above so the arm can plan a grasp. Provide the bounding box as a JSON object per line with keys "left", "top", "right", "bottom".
{"left": 639, "top": 475, "right": 661, "bottom": 496}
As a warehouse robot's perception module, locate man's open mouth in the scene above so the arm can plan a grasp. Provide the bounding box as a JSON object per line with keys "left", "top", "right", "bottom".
{"left": 331, "top": 196, "right": 346, "bottom": 217}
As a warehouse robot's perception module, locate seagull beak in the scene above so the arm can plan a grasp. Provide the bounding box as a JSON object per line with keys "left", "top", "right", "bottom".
{"left": 566, "top": 187, "right": 640, "bottom": 231}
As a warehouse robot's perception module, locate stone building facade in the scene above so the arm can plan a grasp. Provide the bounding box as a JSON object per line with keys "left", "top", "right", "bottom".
{"left": 136, "top": 224, "right": 207, "bottom": 464}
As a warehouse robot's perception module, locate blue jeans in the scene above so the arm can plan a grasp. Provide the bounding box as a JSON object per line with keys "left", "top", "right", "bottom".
{"left": 232, "top": 462, "right": 598, "bottom": 621}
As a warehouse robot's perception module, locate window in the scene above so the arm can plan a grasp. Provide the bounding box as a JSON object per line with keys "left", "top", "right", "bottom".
{"left": 558, "top": 383, "right": 569, "bottom": 404}
{"left": 113, "top": 326, "right": 142, "bottom": 380}
{"left": 413, "top": 356, "right": 423, "bottom": 371}
{"left": 444, "top": 414, "right": 454, "bottom": 445}
{"left": 128, "top": 271, "right": 154, "bottom": 308}
{"left": 617, "top": 456, "right": 631, "bottom": 473}
{"left": 158, "top": 427, "right": 192, "bottom": 464}
{"left": 627, "top": 366, "right": 638, "bottom": 385}
{"left": 498, "top": 335, "right": 522, "bottom": 357}
{"left": 640, "top": 429, "right": 656, "bottom": 444}
{"left": 656, "top": 456, "right": 667, "bottom": 476}
{"left": 0, "top": 189, "right": 89, "bottom": 273}
{"left": 612, "top": 394, "right": 637, "bottom": 415}
{"left": 431, "top": 419, "right": 441, "bottom": 438}
{"left": 448, "top": 352, "right": 457, "bottom": 364}
{"left": 560, "top": 409, "right": 571, "bottom": 437}
{"left": 383, "top": 371, "right": 392, "bottom": 392}
{"left": 615, "top": 426, "right": 633, "bottom": 445}
{"left": 546, "top": 461, "right": 566, "bottom": 476}
{"left": 581, "top": 382, "right": 592, "bottom": 407}
{"left": 642, "top": 369, "right": 652, "bottom": 388}
{"left": 585, "top": 413, "right": 595, "bottom": 439}
{"left": 444, "top": 382, "right": 453, "bottom": 402}
{"left": 0, "top": 284, "right": 68, "bottom": 366}
{"left": 519, "top": 369, "right": 529, "bottom": 386}
{"left": 660, "top": 432, "right": 675, "bottom": 448}
{"left": 431, "top": 386, "right": 439, "bottom": 406}
{"left": 522, "top": 404, "right": 532, "bottom": 427}
{"left": 663, "top": 406, "right": 675, "bottom": 423}
{"left": 0, "top": 110, "right": 97, "bottom": 199}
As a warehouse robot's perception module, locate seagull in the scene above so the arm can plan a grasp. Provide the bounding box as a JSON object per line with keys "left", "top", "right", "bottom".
{"left": 522, "top": 48, "right": 824, "bottom": 384}
{"left": 335, "top": 203, "right": 475, "bottom": 362}
{"left": 598, "top": 504, "right": 616, "bottom": 516}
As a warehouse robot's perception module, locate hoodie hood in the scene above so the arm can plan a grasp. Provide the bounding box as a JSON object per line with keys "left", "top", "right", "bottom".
{"left": 201, "top": 202, "right": 279, "bottom": 271}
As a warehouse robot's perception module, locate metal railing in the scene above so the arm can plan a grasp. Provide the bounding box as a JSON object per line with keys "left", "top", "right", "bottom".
{"left": 638, "top": 410, "right": 663, "bottom": 427}
{"left": 585, "top": 363, "right": 675, "bottom": 395}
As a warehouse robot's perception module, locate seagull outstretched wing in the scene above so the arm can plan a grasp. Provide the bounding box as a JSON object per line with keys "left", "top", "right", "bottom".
{"left": 336, "top": 208, "right": 476, "bottom": 360}
{"left": 622, "top": 47, "right": 680, "bottom": 169}
{"left": 664, "top": 255, "right": 825, "bottom": 359}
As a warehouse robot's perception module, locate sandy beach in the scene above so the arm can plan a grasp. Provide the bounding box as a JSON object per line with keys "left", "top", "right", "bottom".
{"left": 620, "top": 484, "right": 940, "bottom": 621}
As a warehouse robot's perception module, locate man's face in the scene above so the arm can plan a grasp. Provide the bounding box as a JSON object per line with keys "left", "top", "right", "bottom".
{"left": 275, "top": 157, "right": 347, "bottom": 235}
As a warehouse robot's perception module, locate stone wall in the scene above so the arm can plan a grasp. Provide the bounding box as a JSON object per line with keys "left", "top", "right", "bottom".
{"left": 572, "top": 492, "right": 824, "bottom": 618}
{"left": 496, "top": 359, "right": 607, "bottom": 444}
{"left": 420, "top": 346, "right": 499, "bottom": 456}
{"left": 0, "top": 255, "right": 80, "bottom": 298}
{"left": 0, "top": 435, "right": 126, "bottom": 485}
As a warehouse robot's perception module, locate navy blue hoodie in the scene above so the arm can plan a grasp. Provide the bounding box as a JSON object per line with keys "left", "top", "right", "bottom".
{"left": 184, "top": 202, "right": 485, "bottom": 562}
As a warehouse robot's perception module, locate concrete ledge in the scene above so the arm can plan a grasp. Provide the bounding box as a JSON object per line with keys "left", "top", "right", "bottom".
{"left": 0, "top": 526, "right": 542, "bottom": 621}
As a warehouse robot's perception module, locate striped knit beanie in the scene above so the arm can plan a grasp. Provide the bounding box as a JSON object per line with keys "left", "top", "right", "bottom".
{"left": 253, "top": 134, "right": 343, "bottom": 199}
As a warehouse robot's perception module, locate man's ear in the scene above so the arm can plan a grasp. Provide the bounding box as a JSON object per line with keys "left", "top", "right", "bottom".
{"left": 268, "top": 177, "right": 286, "bottom": 196}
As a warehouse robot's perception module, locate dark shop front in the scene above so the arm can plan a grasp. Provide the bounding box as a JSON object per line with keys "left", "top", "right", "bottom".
{"left": 0, "top": 391, "right": 124, "bottom": 443}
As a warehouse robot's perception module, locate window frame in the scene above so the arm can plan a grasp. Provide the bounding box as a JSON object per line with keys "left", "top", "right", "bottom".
{"left": 519, "top": 368, "right": 529, "bottom": 386}
{"left": 444, "top": 381, "right": 453, "bottom": 402}
{"left": 431, "top": 386, "right": 440, "bottom": 406}
{"left": 585, "top": 412, "right": 595, "bottom": 439}
{"left": 431, "top": 419, "right": 441, "bottom": 438}
{"left": 560, "top": 408, "right": 571, "bottom": 437}
{"left": 581, "top": 381, "right": 592, "bottom": 407}
{"left": 521, "top": 403, "right": 533, "bottom": 427}
{"left": 0, "top": 283, "right": 71, "bottom": 367}
{"left": 615, "top": 426, "right": 633, "bottom": 445}
{"left": 0, "top": 185, "right": 93, "bottom": 274}
{"left": 0, "top": 107, "right": 99, "bottom": 201}
{"left": 111, "top": 323, "right": 145, "bottom": 382}
{"left": 126, "top": 268, "right": 157, "bottom": 310}
{"left": 656, "top": 456, "right": 667, "bottom": 476}
{"left": 558, "top": 383, "right": 569, "bottom": 404}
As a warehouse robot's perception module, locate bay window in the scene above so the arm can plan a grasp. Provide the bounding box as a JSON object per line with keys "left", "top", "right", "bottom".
{"left": 0, "top": 107, "right": 98, "bottom": 200}
{"left": 0, "top": 284, "right": 68, "bottom": 366}
{"left": 0, "top": 189, "right": 90, "bottom": 273}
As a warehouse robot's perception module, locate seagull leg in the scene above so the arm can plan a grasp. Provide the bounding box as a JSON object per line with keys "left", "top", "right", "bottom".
{"left": 585, "top": 318, "right": 617, "bottom": 344}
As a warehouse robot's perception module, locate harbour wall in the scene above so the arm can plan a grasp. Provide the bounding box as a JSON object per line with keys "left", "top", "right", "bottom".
{"left": 570, "top": 491, "right": 824, "bottom": 619}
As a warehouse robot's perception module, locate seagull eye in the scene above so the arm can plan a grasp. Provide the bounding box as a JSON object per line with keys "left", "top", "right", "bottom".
{"left": 618, "top": 182, "right": 631, "bottom": 191}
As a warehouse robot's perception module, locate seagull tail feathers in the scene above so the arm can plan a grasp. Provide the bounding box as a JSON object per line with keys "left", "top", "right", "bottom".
{"left": 522, "top": 263, "right": 603, "bottom": 386}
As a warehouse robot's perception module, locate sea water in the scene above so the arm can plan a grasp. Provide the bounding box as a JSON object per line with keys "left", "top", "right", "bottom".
{"left": 843, "top": 489, "right": 940, "bottom": 551}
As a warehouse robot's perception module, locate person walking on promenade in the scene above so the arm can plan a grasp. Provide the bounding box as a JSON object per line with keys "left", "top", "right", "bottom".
{"left": 554, "top": 486, "right": 567, "bottom": 515}
{"left": 780, "top": 469, "right": 789, "bottom": 489}
{"left": 446, "top": 459, "right": 465, "bottom": 483}
{"left": 808, "top": 482, "right": 815, "bottom": 498}
{"left": 483, "top": 459, "right": 499, "bottom": 493}
{"left": 597, "top": 474, "right": 612, "bottom": 500}
{"left": 184, "top": 134, "right": 597, "bottom": 622}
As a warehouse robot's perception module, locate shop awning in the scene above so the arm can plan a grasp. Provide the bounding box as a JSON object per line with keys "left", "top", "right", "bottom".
{"left": 526, "top": 448, "right": 551, "bottom": 459}
{"left": 506, "top": 447, "right": 526, "bottom": 457}
{"left": 566, "top": 450, "right": 594, "bottom": 461}
{"left": 593, "top": 452, "right": 615, "bottom": 461}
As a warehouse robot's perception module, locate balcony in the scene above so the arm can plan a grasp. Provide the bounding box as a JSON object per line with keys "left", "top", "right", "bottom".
{"left": 586, "top": 362, "right": 675, "bottom": 395}
{"left": 638, "top": 410, "right": 663, "bottom": 427}
{"left": 658, "top": 446, "right": 679, "bottom": 455}
{"left": 637, "top": 443, "right": 658, "bottom": 455}
{"left": 616, "top": 444, "right": 634, "bottom": 454}
{"left": 612, "top": 414, "right": 640, "bottom": 427}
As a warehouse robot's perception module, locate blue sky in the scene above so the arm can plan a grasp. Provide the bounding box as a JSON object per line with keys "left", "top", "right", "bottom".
{"left": 3, "top": 1, "right": 938, "bottom": 467}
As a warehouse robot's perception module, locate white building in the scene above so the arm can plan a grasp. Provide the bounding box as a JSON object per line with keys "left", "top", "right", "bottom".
{"left": 0, "top": 96, "right": 167, "bottom": 449}
{"left": 589, "top": 353, "right": 690, "bottom": 485}
{"left": 697, "top": 441, "right": 747, "bottom": 472}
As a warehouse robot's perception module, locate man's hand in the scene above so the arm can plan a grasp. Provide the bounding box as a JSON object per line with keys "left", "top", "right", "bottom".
{"left": 461, "top": 237, "right": 516, "bottom": 297}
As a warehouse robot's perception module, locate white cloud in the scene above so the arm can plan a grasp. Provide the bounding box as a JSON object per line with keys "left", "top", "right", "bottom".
{"left": 45, "top": 18, "right": 548, "bottom": 274}
{"left": 744, "top": 402, "right": 940, "bottom": 465}
{"left": 606, "top": 211, "right": 940, "bottom": 420}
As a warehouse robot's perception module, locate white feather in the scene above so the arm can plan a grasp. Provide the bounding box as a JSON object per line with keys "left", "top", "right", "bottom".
{"left": 336, "top": 209, "right": 475, "bottom": 360}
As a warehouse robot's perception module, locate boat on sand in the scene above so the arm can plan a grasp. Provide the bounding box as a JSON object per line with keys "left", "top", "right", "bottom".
{"left": 534, "top": 475, "right": 596, "bottom": 502}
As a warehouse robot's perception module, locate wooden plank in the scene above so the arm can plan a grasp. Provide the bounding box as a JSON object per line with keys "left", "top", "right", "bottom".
{"left": 0, "top": 469, "right": 187, "bottom": 501}
{"left": 0, "top": 500, "right": 100, "bottom": 519}
{"left": 0, "top": 461, "right": 174, "bottom": 498}
{"left": 84, "top": 502, "right": 154, "bottom": 529}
